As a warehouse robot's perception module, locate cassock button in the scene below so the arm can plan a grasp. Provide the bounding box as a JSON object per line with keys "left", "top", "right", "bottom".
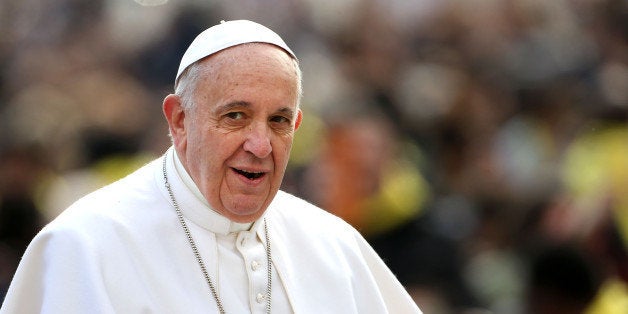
{"left": 251, "top": 260, "right": 260, "bottom": 271}
{"left": 256, "top": 293, "right": 265, "bottom": 304}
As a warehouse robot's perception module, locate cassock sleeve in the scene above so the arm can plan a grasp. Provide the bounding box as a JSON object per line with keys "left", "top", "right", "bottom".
{"left": 1, "top": 227, "right": 116, "bottom": 314}
{"left": 353, "top": 229, "right": 423, "bottom": 314}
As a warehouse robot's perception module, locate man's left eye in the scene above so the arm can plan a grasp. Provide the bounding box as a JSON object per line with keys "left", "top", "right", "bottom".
{"left": 270, "top": 116, "right": 290, "bottom": 124}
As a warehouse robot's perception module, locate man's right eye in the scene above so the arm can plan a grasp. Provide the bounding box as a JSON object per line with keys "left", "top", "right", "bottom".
{"left": 225, "top": 112, "right": 245, "bottom": 120}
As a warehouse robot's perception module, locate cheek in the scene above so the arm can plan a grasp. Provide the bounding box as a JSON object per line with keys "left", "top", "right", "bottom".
{"left": 274, "top": 138, "right": 294, "bottom": 167}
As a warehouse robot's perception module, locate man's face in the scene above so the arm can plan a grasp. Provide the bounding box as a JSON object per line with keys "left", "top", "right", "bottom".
{"left": 173, "top": 44, "right": 302, "bottom": 222}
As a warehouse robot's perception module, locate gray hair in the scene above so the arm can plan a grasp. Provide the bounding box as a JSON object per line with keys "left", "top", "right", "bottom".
{"left": 174, "top": 46, "right": 303, "bottom": 111}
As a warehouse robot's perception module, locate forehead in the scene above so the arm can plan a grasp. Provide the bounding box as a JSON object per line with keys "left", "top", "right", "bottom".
{"left": 190, "top": 43, "right": 300, "bottom": 109}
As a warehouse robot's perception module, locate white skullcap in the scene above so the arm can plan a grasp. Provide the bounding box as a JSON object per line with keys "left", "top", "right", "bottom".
{"left": 175, "top": 20, "right": 296, "bottom": 83}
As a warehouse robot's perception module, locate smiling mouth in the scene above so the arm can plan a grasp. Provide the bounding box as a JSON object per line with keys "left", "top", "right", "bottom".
{"left": 233, "top": 168, "right": 266, "bottom": 180}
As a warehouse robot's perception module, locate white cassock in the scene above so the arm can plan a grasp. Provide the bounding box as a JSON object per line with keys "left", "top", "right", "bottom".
{"left": 1, "top": 148, "right": 422, "bottom": 314}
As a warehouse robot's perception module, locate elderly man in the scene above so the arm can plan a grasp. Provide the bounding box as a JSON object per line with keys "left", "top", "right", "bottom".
{"left": 1, "top": 20, "right": 421, "bottom": 313}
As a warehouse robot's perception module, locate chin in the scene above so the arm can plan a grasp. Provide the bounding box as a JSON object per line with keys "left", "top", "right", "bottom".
{"left": 226, "top": 210, "right": 263, "bottom": 223}
{"left": 224, "top": 201, "right": 267, "bottom": 221}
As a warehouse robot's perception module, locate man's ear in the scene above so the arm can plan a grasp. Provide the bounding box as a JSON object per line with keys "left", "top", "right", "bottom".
{"left": 163, "top": 94, "right": 186, "bottom": 148}
{"left": 294, "top": 109, "right": 303, "bottom": 131}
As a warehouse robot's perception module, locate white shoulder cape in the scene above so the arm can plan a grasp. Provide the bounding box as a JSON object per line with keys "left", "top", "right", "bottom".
{"left": 1, "top": 156, "right": 421, "bottom": 314}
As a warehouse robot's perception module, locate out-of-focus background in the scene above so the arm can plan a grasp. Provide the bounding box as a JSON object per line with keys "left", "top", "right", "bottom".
{"left": 0, "top": 0, "right": 626, "bottom": 313}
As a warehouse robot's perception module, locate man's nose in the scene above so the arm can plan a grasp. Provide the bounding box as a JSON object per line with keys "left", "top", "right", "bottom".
{"left": 243, "top": 123, "right": 272, "bottom": 158}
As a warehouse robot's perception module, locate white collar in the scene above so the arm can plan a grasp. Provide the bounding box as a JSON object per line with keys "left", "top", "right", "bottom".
{"left": 165, "top": 147, "right": 255, "bottom": 235}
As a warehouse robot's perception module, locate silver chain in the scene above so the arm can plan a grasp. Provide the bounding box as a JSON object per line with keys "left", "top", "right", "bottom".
{"left": 162, "top": 154, "right": 272, "bottom": 314}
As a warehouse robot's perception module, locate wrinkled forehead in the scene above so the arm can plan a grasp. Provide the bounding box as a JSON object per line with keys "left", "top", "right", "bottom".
{"left": 176, "top": 20, "right": 296, "bottom": 83}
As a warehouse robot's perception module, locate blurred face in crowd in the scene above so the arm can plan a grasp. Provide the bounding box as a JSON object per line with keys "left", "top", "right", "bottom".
{"left": 164, "top": 43, "right": 302, "bottom": 222}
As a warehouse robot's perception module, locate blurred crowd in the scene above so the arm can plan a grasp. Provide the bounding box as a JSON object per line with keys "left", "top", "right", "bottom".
{"left": 0, "top": 0, "right": 626, "bottom": 313}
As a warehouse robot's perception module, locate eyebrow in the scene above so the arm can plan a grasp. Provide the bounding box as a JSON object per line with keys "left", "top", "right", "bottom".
{"left": 214, "top": 101, "right": 251, "bottom": 114}
{"left": 276, "top": 107, "right": 296, "bottom": 117}
{"left": 215, "top": 101, "right": 296, "bottom": 116}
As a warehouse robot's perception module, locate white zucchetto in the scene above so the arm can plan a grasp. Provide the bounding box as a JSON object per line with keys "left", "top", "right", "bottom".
{"left": 175, "top": 20, "right": 296, "bottom": 82}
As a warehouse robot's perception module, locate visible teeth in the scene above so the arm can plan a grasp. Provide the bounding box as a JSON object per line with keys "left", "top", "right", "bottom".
{"left": 235, "top": 168, "right": 264, "bottom": 179}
